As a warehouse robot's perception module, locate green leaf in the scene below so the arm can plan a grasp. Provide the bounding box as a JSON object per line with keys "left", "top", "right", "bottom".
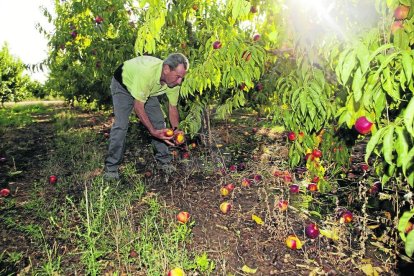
{"left": 398, "top": 210, "right": 414, "bottom": 242}
{"left": 341, "top": 51, "right": 357, "bottom": 85}
{"left": 352, "top": 68, "right": 363, "bottom": 101}
{"left": 401, "top": 50, "right": 413, "bottom": 82}
{"left": 383, "top": 126, "right": 395, "bottom": 165}
{"left": 404, "top": 97, "right": 414, "bottom": 136}
{"left": 406, "top": 230, "right": 414, "bottom": 257}
{"left": 356, "top": 43, "right": 370, "bottom": 74}
{"left": 365, "top": 127, "right": 387, "bottom": 162}
{"left": 395, "top": 127, "right": 409, "bottom": 168}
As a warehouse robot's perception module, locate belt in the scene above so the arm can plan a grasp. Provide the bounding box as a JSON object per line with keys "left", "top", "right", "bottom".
{"left": 113, "top": 63, "right": 128, "bottom": 91}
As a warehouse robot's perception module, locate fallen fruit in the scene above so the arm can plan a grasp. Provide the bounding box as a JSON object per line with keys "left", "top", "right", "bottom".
{"left": 213, "top": 40, "right": 222, "bottom": 49}
{"left": 225, "top": 183, "right": 235, "bottom": 191}
{"left": 177, "top": 211, "right": 190, "bottom": 224}
{"left": 0, "top": 188, "right": 10, "bottom": 197}
{"left": 129, "top": 249, "right": 138, "bottom": 258}
{"left": 355, "top": 116, "right": 373, "bottom": 135}
{"left": 255, "top": 82, "right": 263, "bottom": 91}
{"left": 360, "top": 163, "right": 369, "bottom": 172}
{"left": 312, "top": 149, "right": 322, "bottom": 158}
{"left": 168, "top": 267, "right": 185, "bottom": 276}
{"left": 278, "top": 200, "right": 288, "bottom": 211}
{"left": 340, "top": 210, "right": 353, "bottom": 223}
{"left": 229, "top": 165, "right": 237, "bottom": 172}
{"left": 238, "top": 163, "right": 246, "bottom": 171}
{"left": 289, "top": 184, "right": 300, "bottom": 194}
{"left": 241, "top": 178, "right": 251, "bottom": 187}
{"left": 181, "top": 152, "right": 190, "bottom": 159}
{"left": 144, "top": 171, "right": 152, "bottom": 177}
{"left": 394, "top": 5, "right": 410, "bottom": 20}
{"left": 220, "top": 202, "right": 232, "bottom": 214}
{"left": 49, "top": 175, "right": 58, "bottom": 185}
{"left": 220, "top": 186, "right": 230, "bottom": 196}
{"left": 285, "top": 235, "right": 302, "bottom": 249}
{"left": 165, "top": 129, "right": 174, "bottom": 137}
{"left": 311, "top": 176, "right": 320, "bottom": 183}
{"left": 253, "top": 174, "right": 262, "bottom": 182}
{"left": 307, "top": 183, "right": 318, "bottom": 192}
{"left": 287, "top": 131, "right": 296, "bottom": 141}
{"left": 305, "top": 223, "right": 320, "bottom": 239}
{"left": 369, "top": 182, "right": 381, "bottom": 195}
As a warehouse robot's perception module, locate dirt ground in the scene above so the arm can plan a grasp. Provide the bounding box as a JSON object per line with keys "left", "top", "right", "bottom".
{"left": 1, "top": 103, "right": 413, "bottom": 275}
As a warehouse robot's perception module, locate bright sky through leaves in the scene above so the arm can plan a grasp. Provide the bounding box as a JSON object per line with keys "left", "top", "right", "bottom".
{"left": 0, "top": 0, "right": 54, "bottom": 83}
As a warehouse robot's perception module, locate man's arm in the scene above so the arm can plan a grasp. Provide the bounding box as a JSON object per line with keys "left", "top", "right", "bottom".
{"left": 168, "top": 104, "right": 180, "bottom": 130}
{"left": 133, "top": 100, "right": 174, "bottom": 145}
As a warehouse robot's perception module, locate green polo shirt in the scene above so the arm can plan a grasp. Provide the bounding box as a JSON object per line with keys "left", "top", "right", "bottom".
{"left": 121, "top": 56, "right": 180, "bottom": 106}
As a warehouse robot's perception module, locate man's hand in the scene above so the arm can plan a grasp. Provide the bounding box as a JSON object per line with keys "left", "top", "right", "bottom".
{"left": 151, "top": 129, "right": 175, "bottom": 146}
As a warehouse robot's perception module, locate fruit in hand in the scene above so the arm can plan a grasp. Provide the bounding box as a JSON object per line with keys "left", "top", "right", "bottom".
{"left": 49, "top": 175, "right": 58, "bottom": 185}
{"left": 394, "top": 5, "right": 410, "bottom": 20}
{"left": 177, "top": 211, "right": 190, "bottom": 224}
{"left": 165, "top": 129, "right": 174, "bottom": 137}
{"left": 0, "top": 188, "right": 10, "bottom": 197}
{"left": 168, "top": 267, "right": 185, "bottom": 276}
{"left": 285, "top": 235, "right": 302, "bottom": 249}
{"left": 305, "top": 223, "right": 320, "bottom": 239}
{"left": 340, "top": 210, "right": 353, "bottom": 223}
{"left": 220, "top": 202, "right": 232, "bottom": 214}
{"left": 355, "top": 116, "right": 373, "bottom": 135}
{"left": 174, "top": 133, "right": 185, "bottom": 144}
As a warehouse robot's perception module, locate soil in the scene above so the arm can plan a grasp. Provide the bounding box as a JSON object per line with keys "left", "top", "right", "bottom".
{"left": 1, "top": 103, "right": 413, "bottom": 275}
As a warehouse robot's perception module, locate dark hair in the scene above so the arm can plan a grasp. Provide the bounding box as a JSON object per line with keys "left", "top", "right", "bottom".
{"left": 163, "top": 53, "right": 189, "bottom": 70}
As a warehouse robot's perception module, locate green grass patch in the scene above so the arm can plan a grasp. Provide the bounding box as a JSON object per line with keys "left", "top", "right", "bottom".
{"left": 0, "top": 103, "right": 52, "bottom": 127}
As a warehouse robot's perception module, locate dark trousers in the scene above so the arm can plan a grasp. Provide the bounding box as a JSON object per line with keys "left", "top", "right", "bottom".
{"left": 104, "top": 77, "right": 172, "bottom": 173}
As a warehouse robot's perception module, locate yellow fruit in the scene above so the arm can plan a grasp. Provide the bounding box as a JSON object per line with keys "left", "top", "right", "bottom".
{"left": 168, "top": 267, "right": 185, "bottom": 276}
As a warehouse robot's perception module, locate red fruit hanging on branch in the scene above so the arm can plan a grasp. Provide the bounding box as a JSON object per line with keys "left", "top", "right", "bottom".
{"left": 354, "top": 116, "right": 373, "bottom": 135}
{"left": 394, "top": 5, "right": 410, "bottom": 20}
{"left": 391, "top": 21, "right": 404, "bottom": 34}
{"left": 253, "top": 34, "right": 261, "bottom": 41}
{"left": 212, "top": 40, "right": 222, "bottom": 49}
{"left": 312, "top": 149, "right": 322, "bottom": 158}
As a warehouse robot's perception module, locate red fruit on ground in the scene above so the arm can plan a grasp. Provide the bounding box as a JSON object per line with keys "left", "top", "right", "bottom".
{"left": 220, "top": 202, "right": 232, "bottom": 214}
{"left": 49, "top": 175, "right": 58, "bottom": 185}
{"left": 312, "top": 149, "right": 322, "bottom": 158}
{"left": 229, "top": 165, "right": 237, "bottom": 172}
{"left": 0, "top": 188, "right": 10, "bottom": 197}
{"left": 355, "top": 116, "right": 373, "bottom": 135}
{"left": 285, "top": 235, "right": 302, "bottom": 249}
{"left": 278, "top": 200, "right": 288, "bottom": 211}
{"left": 311, "top": 176, "right": 320, "bottom": 183}
{"left": 220, "top": 186, "right": 230, "bottom": 196}
{"left": 225, "top": 183, "right": 235, "bottom": 191}
{"left": 177, "top": 211, "right": 190, "bottom": 224}
{"left": 287, "top": 132, "right": 296, "bottom": 141}
{"left": 182, "top": 152, "right": 190, "bottom": 159}
{"left": 307, "top": 183, "right": 318, "bottom": 192}
{"left": 289, "top": 184, "right": 300, "bottom": 194}
{"left": 360, "top": 163, "right": 369, "bottom": 171}
{"left": 305, "top": 223, "right": 320, "bottom": 239}
{"left": 241, "top": 178, "right": 251, "bottom": 187}
{"left": 341, "top": 210, "right": 353, "bottom": 223}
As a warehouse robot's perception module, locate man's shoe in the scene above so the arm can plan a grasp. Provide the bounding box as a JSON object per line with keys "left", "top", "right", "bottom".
{"left": 103, "top": 171, "right": 120, "bottom": 181}
{"left": 157, "top": 163, "right": 176, "bottom": 174}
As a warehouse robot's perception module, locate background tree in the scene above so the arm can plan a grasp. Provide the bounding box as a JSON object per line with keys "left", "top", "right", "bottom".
{"left": 0, "top": 43, "right": 32, "bottom": 106}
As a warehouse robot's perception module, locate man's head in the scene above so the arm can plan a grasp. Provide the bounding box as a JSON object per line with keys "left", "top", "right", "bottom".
{"left": 161, "top": 53, "right": 189, "bottom": 88}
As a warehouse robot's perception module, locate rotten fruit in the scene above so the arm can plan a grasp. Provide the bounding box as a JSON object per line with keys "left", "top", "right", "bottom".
{"left": 220, "top": 202, "right": 231, "bottom": 214}
{"left": 177, "top": 211, "right": 190, "bottom": 224}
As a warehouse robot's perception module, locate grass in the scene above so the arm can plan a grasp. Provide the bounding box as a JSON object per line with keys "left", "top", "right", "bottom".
{"left": 0, "top": 102, "right": 209, "bottom": 275}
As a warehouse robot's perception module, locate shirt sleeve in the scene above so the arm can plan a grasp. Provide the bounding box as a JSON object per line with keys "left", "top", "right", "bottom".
{"left": 165, "top": 86, "right": 180, "bottom": 106}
